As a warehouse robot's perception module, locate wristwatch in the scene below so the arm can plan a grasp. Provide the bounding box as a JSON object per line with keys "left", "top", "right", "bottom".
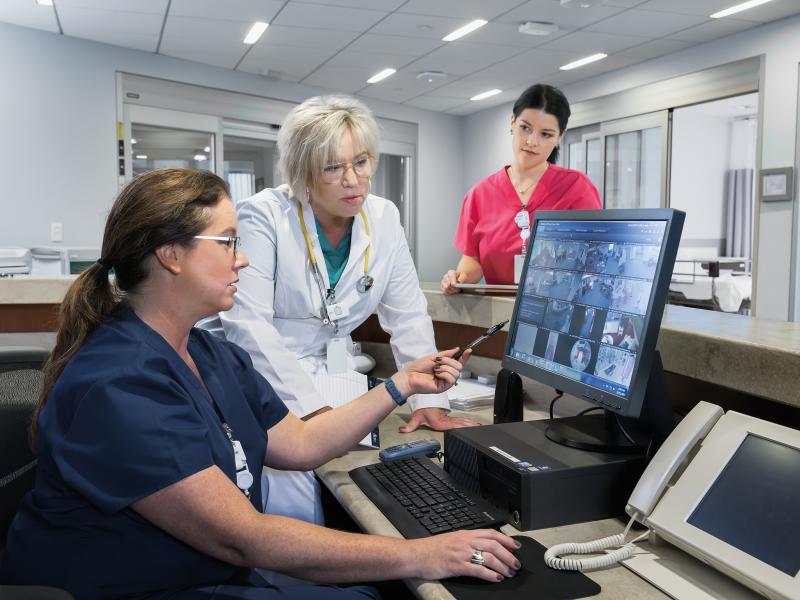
{"left": 384, "top": 377, "right": 407, "bottom": 406}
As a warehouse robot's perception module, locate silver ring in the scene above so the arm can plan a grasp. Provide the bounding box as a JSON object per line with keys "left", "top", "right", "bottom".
{"left": 470, "top": 550, "right": 485, "bottom": 566}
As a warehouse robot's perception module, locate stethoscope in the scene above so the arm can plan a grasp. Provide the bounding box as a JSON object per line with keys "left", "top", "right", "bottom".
{"left": 296, "top": 201, "right": 374, "bottom": 331}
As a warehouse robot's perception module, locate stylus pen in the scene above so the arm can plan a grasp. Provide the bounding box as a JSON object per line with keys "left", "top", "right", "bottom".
{"left": 453, "top": 320, "right": 509, "bottom": 360}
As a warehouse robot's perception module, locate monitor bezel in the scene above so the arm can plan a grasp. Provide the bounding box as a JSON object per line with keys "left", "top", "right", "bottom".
{"left": 501, "top": 208, "right": 684, "bottom": 419}
{"left": 646, "top": 411, "right": 800, "bottom": 599}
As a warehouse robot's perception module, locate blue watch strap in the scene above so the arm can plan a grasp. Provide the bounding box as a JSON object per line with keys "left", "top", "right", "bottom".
{"left": 384, "top": 377, "right": 407, "bottom": 406}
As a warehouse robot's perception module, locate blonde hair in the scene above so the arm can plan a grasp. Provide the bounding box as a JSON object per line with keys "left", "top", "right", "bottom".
{"left": 277, "top": 95, "right": 380, "bottom": 200}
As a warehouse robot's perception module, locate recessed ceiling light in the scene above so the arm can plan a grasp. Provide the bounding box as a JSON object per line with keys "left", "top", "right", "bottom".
{"left": 560, "top": 53, "right": 607, "bottom": 70}
{"left": 470, "top": 89, "right": 502, "bottom": 101}
{"left": 443, "top": 19, "right": 488, "bottom": 42}
{"left": 560, "top": 0, "right": 604, "bottom": 7}
{"left": 130, "top": 138, "right": 137, "bottom": 144}
{"left": 417, "top": 24, "right": 433, "bottom": 31}
{"left": 518, "top": 21, "right": 559, "bottom": 36}
{"left": 710, "top": 0, "right": 774, "bottom": 18}
{"left": 416, "top": 71, "right": 448, "bottom": 83}
{"left": 135, "top": 154, "right": 148, "bottom": 160}
{"left": 194, "top": 154, "right": 208, "bottom": 161}
{"left": 204, "top": 146, "right": 211, "bottom": 153}
{"left": 367, "top": 68, "right": 396, "bottom": 84}
{"left": 36, "top": 0, "right": 53, "bottom": 6}
{"left": 243, "top": 21, "right": 269, "bottom": 44}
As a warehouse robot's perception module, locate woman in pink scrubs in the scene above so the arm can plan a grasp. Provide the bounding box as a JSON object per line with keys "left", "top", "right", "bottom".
{"left": 441, "top": 84, "right": 601, "bottom": 291}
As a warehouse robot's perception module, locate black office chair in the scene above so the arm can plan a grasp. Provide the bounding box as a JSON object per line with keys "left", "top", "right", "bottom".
{"left": 0, "top": 346, "right": 74, "bottom": 600}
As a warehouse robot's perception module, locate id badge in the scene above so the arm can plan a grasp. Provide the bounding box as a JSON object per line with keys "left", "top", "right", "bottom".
{"left": 326, "top": 301, "right": 349, "bottom": 322}
{"left": 514, "top": 254, "right": 524, "bottom": 284}
{"left": 326, "top": 337, "right": 348, "bottom": 374}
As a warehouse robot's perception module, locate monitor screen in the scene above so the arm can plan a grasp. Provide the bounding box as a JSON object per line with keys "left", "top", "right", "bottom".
{"left": 687, "top": 434, "right": 800, "bottom": 577}
{"left": 503, "top": 209, "right": 683, "bottom": 420}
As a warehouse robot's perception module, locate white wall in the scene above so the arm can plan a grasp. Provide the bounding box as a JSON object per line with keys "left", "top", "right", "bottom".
{"left": 0, "top": 22, "right": 463, "bottom": 281}
{"left": 463, "top": 14, "right": 800, "bottom": 320}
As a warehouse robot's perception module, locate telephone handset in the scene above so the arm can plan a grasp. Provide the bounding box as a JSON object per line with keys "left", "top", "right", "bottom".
{"left": 626, "top": 401, "right": 723, "bottom": 522}
{"left": 545, "top": 401, "right": 724, "bottom": 572}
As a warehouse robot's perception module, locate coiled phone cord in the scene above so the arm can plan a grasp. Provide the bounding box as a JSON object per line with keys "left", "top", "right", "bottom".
{"left": 544, "top": 517, "right": 649, "bottom": 572}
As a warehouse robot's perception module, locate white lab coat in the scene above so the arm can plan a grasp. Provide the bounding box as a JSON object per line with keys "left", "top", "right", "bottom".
{"left": 218, "top": 185, "right": 450, "bottom": 524}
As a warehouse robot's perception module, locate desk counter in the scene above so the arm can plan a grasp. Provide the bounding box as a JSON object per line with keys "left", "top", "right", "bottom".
{"left": 316, "top": 403, "right": 668, "bottom": 600}
{"left": 417, "top": 283, "right": 800, "bottom": 410}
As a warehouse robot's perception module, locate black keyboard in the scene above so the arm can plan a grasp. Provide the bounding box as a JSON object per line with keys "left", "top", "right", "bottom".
{"left": 349, "top": 457, "right": 505, "bottom": 539}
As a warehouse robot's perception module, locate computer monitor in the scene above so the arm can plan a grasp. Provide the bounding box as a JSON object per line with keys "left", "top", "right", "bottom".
{"left": 503, "top": 208, "right": 685, "bottom": 452}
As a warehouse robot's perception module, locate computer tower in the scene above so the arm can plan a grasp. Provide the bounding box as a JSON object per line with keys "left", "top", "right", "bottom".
{"left": 444, "top": 415, "right": 647, "bottom": 530}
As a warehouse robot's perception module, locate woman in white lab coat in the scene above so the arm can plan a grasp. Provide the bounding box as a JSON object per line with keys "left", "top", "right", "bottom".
{"left": 220, "top": 95, "right": 478, "bottom": 527}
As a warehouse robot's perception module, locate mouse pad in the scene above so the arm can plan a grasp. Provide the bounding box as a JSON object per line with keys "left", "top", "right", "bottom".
{"left": 442, "top": 536, "right": 601, "bottom": 600}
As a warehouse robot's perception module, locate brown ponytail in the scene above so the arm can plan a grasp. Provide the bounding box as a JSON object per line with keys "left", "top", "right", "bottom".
{"left": 30, "top": 168, "right": 229, "bottom": 447}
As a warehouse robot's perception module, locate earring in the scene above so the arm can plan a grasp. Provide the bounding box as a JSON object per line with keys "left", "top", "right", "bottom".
{"left": 306, "top": 186, "right": 311, "bottom": 203}
{"left": 510, "top": 128, "right": 513, "bottom": 135}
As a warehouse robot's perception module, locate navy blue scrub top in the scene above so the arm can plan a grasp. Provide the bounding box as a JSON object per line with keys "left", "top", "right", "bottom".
{"left": 0, "top": 305, "right": 289, "bottom": 599}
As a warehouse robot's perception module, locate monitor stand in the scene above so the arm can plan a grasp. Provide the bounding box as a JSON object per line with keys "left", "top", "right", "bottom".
{"left": 544, "top": 351, "right": 674, "bottom": 454}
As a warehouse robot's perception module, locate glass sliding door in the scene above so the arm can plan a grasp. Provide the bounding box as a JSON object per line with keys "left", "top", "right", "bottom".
{"left": 601, "top": 112, "right": 669, "bottom": 209}
{"left": 374, "top": 140, "right": 416, "bottom": 259}
{"left": 130, "top": 124, "right": 215, "bottom": 177}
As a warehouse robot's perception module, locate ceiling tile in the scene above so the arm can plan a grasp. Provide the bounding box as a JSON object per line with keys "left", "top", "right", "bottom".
{"left": 160, "top": 16, "right": 251, "bottom": 68}
{"left": 272, "top": 3, "right": 388, "bottom": 32}
{"left": 346, "top": 33, "right": 442, "bottom": 57}
{"left": 497, "top": 0, "right": 629, "bottom": 30}
{"left": 328, "top": 49, "right": 411, "bottom": 69}
{"left": 666, "top": 17, "right": 758, "bottom": 43}
{"left": 58, "top": 6, "right": 163, "bottom": 45}
{"left": 0, "top": 1, "right": 59, "bottom": 33}
{"left": 238, "top": 52, "right": 324, "bottom": 81}
{"left": 169, "top": 0, "right": 284, "bottom": 22}
{"left": 398, "top": 0, "right": 527, "bottom": 20}
{"left": 243, "top": 42, "right": 337, "bottom": 68}
{"left": 370, "top": 12, "right": 475, "bottom": 40}
{"left": 291, "top": 0, "right": 407, "bottom": 9}
{"left": 56, "top": 0, "right": 167, "bottom": 13}
{"left": 403, "top": 95, "right": 467, "bottom": 111}
{"left": 604, "top": 0, "right": 653, "bottom": 6}
{"left": 465, "top": 21, "right": 570, "bottom": 48}
{"left": 639, "top": 0, "right": 800, "bottom": 22}
{"left": 302, "top": 65, "right": 377, "bottom": 92}
{"left": 539, "top": 30, "right": 651, "bottom": 54}
{"left": 419, "top": 41, "right": 525, "bottom": 74}
{"left": 617, "top": 37, "right": 697, "bottom": 60}
{"left": 254, "top": 25, "right": 359, "bottom": 49}
{"left": 544, "top": 53, "right": 644, "bottom": 84}
{"left": 357, "top": 68, "right": 458, "bottom": 98}
{"left": 586, "top": 8, "right": 708, "bottom": 37}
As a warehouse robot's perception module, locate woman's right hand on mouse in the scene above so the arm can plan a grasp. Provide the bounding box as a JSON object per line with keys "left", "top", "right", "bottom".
{"left": 409, "top": 528, "right": 522, "bottom": 582}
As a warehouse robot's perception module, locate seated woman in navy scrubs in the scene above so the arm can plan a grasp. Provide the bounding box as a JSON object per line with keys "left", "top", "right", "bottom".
{"left": 0, "top": 168, "right": 520, "bottom": 599}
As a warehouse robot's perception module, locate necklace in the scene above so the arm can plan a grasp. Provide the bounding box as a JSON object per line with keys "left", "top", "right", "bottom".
{"left": 508, "top": 166, "right": 537, "bottom": 199}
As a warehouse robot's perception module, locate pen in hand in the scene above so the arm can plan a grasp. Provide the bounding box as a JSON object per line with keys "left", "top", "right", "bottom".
{"left": 452, "top": 320, "right": 510, "bottom": 361}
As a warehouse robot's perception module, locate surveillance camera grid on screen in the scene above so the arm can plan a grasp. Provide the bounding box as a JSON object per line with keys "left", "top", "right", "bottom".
{"left": 509, "top": 220, "right": 665, "bottom": 399}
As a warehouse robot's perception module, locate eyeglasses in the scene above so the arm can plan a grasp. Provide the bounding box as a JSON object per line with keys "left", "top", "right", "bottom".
{"left": 193, "top": 235, "right": 242, "bottom": 256}
{"left": 321, "top": 156, "right": 372, "bottom": 184}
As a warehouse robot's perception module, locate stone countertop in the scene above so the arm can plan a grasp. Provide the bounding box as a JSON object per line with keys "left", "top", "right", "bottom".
{"left": 0, "top": 276, "right": 75, "bottom": 304}
{"left": 316, "top": 403, "right": 669, "bottom": 600}
{"left": 419, "top": 283, "right": 800, "bottom": 409}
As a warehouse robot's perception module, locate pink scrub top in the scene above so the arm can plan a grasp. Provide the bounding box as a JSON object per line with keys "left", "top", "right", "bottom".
{"left": 454, "top": 165, "right": 601, "bottom": 284}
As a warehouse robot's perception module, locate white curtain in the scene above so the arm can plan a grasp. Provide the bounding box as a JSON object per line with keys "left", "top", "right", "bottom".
{"left": 724, "top": 118, "right": 756, "bottom": 259}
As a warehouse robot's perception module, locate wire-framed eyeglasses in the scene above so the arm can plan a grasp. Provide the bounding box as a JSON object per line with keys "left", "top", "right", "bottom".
{"left": 321, "top": 156, "right": 372, "bottom": 184}
{"left": 193, "top": 235, "right": 242, "bottom": 256}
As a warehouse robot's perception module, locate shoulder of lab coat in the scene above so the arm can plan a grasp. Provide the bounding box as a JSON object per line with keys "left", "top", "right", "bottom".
{"left": 220, "top": 186, "right": 324, "bottom": 417}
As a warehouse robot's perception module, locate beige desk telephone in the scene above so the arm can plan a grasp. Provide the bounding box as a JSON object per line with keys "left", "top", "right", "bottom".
{"left": 545, "top": 401, "right": 800, "bottom": 600}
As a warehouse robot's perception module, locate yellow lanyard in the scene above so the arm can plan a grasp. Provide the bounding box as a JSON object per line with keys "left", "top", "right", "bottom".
{"left": 296, "top": 202, "right": 371, "bottom": 282}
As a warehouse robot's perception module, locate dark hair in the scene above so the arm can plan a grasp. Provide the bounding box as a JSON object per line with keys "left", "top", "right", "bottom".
{"left": 512, "top": 83, "right": 571, "bottom": 164}
{"left": 30, "top": 168, "right": 230, "bottom": 447}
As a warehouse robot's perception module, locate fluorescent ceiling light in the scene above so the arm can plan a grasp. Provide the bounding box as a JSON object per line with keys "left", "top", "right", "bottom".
{"left": 204, "top": 146, "right": 211, "bottom": 153}
{"left": 135, "top": 154, "right": 148, "bottom": 160}
{"left": 560, "top": 52, "right": 607, "bottom": 70}
{"left": 36, "top": 0, "right": 54, "bottom": 6}
{"left": 193, "top": 154, "right": 208, "bottom": 161}
{"left": 442, "top": 19, "right": 487, "bottom": 42}
{"left": 243, "top": 22, "right": 268, "bottom": 44}
{"left": 367, "top": 68, "right": 396, "bottom": 84}
{"left": 470, "top": 89, "right": 502, "bottom": 101}
{"left": 130, "top": 138, "right": 137, "bottom": 144}
{"left": 710, "top": 0, "right": 774, "bottom": 18}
